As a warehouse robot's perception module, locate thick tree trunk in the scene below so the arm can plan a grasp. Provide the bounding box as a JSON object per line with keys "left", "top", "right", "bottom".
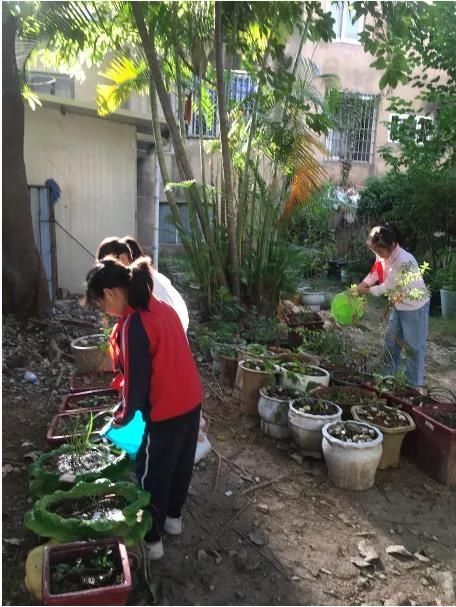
{"left": 2, "top": 8, "right": 50, "bottom": 318}
{"left": 215, "top": 1, "right": 240, "bottom": 299}
{"left": 132, "top": 3, "right": 228, "bottom": 290}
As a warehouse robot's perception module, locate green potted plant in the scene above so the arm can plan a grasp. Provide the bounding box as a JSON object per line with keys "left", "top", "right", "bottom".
{"left": 289, "top": 397, "right": 342, "bottom": 453}
{"left": 278, "top": 361, "right": 330, "bottom": 393}
{"left": 71, "top": 332, "right": 112, "bottom": 375}
{"left": 258, "top": 386, "right": 302, "bottom": 439}
{"left": 238, "top": 358, "right": 276, "bottom": 416}
{"left": 435, "top": 247, "right": 456, "bottom": 318}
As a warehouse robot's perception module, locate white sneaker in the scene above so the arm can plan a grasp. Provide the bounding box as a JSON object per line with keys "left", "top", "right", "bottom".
{"left": 164, "top": 516, "right": 182, "bottom": 535}
{"left": 145, "top": 539, "right": 164, "bottom": 560}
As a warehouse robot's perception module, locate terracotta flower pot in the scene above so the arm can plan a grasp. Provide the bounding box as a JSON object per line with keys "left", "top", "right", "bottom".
{"left": 238, "top": 360, "right": 273, "bottom": 416}
{"left": 71, "top": 334, "right": 111, "bottom": 375}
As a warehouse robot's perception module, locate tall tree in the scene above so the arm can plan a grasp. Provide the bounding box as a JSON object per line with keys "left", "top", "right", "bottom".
{"left": 2, "top": 3, "right": 50, "bottom": 318}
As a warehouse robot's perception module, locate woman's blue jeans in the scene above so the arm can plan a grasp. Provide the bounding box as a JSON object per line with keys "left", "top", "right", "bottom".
{"left": 383, "top": 302, "right": 429, "bottom": 388}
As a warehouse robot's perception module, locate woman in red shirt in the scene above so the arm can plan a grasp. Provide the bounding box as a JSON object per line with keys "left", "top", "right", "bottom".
{"left": 85, "top": 256, "right": 203, "bottom": 560}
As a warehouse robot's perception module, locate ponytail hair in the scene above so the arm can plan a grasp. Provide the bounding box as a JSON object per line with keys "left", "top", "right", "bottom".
{"left": 86, "top": 256, "right": 154, "bottom": 310}
{"left": 96, "top": 237, "right": 132, "bottom": 262}
{"left": 123, "top": 236, "right": 144, "bottom": 261}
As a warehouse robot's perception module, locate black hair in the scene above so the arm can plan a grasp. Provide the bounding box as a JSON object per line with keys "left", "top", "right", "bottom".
{"left": 123, "top": 236, "right": 144, "bottom": 261}
{"left": 96, "top": 237, "right": 132, "bottom": 262}
{"left": 367, "top": 224, "right": 402, "bottom": 250}
{"left": 86, "top": 256, "right": 154, "bottom": 310}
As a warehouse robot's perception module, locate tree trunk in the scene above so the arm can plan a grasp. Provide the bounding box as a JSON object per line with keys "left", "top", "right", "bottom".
{"left": 2, "top": 8, "right": 50, "bottom": 318}
{"left": 132, "top": 3, "right": 228, "bottom": 290}
{"left": 214, "top": 1, "right": 240, "bottom": 299}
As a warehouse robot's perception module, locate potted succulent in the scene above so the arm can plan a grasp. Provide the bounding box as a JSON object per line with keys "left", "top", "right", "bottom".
{"left": 70, "top": 372, "right": 115, "bottom": 394}
{"left": 435, "top": 247, "right": 456, "bottom": 318}
{"left": 47, "top": 409, "right": 114, "bottom": 447}
{"left": 71, "top": 333, "right": 112, "bottom": 375}
{"left": 288, "top": 397, "right": 342, "bottom": 453}
{"left": 322, "top": 420, "right": 383, "bottom": 490}
{"left": 311, "top": 386, "right": 376, "bottom": 420}
{"left": 24, "top": 479, "right": 152, "bottom": 547}
{"left": 351, "top": 400, "right": 415, "bottom": 469}
{"left": 59, "top": 390, "right": 119, "bottom": 413}
{"left": 42, "top": 539, "right": 132, "bottom": 606}
{"left": 258, "top": 386, "right": 301, "bottom": 439}
{"left": 279, "top": 361, "right": 330, "bottom": 393}
{"left": 238, "top": 359, "right": 275, "bottom": 416}
{"left": 28, "top": 443, "right": 130, "bottom": 498}
{"left": 413, "top": 403, "right": 456, "bottom": 485}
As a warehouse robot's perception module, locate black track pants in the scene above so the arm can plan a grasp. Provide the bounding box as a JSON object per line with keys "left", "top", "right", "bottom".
{"left": 136, "top": 405, "right": 201, "bottom": 543}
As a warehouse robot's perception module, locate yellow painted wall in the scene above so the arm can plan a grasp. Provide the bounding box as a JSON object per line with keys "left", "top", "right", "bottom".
{"left": 24, "top": 106, "right": 136, "bottom": 294}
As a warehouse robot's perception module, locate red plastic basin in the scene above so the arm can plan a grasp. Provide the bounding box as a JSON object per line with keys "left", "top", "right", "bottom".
{"left": 42, "top": 539, "right": 131, "bottom": 606}
{"left": 413, "top": 403, "right": 456, "bottom": 485}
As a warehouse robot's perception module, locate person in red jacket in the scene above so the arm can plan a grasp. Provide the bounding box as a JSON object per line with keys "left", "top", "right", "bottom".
{"left": 85, "top": 256, "right": 203, "bottom": 560}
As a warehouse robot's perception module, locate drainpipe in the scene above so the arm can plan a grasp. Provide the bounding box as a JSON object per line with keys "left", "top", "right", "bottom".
{"left": 153, "top": 151, "right": 160, "bottom": 269}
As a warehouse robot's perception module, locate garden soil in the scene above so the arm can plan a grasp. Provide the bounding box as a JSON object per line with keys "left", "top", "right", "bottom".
{"left": 2, "top": 300, "right": 456, "bottom": 606}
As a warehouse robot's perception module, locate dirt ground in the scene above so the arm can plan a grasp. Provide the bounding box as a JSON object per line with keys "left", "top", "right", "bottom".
{"left": 2, "top": 298, "right": 456, "bottom": 606}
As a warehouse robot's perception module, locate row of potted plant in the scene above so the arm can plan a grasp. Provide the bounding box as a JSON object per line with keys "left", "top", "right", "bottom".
{"left": 24, "top": 334, "right": 148, "bottom": 605}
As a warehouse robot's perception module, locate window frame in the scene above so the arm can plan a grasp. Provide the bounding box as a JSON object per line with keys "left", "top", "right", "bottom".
{"left": 331, "top": 2, "right": 364, "bottom": 45}
{"left": 387, "top": 112, "right": 434, "bottom": 145}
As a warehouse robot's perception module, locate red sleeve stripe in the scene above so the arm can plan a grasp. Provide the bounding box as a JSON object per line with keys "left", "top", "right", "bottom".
{"left": 121, "top": 314, "right": 132, "bottom": 413}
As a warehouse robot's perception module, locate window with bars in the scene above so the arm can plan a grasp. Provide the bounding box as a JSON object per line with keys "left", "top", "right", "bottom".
{"left": 187, "top": 70, "right": 255, "bottom": 138}
{"left": 326, "top": 93, "right": 378, "bottom": 164}
{"left": 388, "top": 113, "right": 433, "bottom": 144}
{"left": 27, "top": 71, "right": 74, "bottom": 99}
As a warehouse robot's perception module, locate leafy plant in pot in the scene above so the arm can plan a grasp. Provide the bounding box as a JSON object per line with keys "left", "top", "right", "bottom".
{"left": 42, "top": 539, "right": 132, "bottom": 606}
{"left": 60, "top": 390, "right": 119, "bottom": 413}
{"left": 258, "top": 386, "right": 302, "bottom": 440}
{"left": 24, "top": 478, "right": 152, "bottom": 547}
{"left": 28, "top": 442, "right": 130, "bottom": 498}
{"left": 279, "top": 361, "right": 330, "bottom": 393}
{"left": 288, "top": 397, "right": 342, "bottom": 453}
{"left": 311, "top": 386, "right": 376, "bottom": 420}
{"left": 71, "top": 333, "right": 112, "bottom": 375}
{"left": 351, "top": 400, "right": 415, "bottom": 469}
{"left": 321, "top": 420, "right": 383, "bottom": 491}
{"left": 435, "top": 247, "right": 456, "bottom": 318}
{"left": 238, "top": 358, "right": 276, "bottom": 416}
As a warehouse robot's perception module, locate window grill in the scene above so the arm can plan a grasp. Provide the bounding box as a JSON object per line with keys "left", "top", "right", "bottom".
{"left": 188, "top": 70, "right": 255, "bottom": 138}
{"left": 326, "top": 93, "right": 378, "bottom": 164}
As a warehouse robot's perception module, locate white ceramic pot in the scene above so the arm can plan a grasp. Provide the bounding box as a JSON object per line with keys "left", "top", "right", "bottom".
{"left": 322, "top": 421, "right": 383, "bottom": 490}
{"left": 279, "top": 364, "right": 330, "bottom": 393}
{"left": 301, "top": 292, "right": 325, "bottom": 307}
{"left": 258, "top": 389, "right": 291, "bottom": 440}
{"left": 288, "top": 399, "right": 342, "bottom": 452}
{"left": 71, "top": 334, "right": 111, "bottom": 374}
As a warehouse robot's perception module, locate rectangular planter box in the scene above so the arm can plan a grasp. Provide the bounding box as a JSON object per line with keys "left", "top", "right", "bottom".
{"left": 59, "top": 389, "right": 119, "bottom": 413}
{"left": 413, "top": 404, "right": 456, "bottom": 485}
{"left": 47, "top": 408, "right": 113, "bottom": 446}
{"left": 43, "top": 539, "right": 131, "bottom": 606}
{"left": 70, "top": 372, "right": 115, "bottom": 393}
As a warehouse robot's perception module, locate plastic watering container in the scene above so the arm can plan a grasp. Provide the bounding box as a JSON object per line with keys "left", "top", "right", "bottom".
{"left": 331, "top": 292, "right": 365, "bottom": 325}
{"left": 100, "top": 410, "right": 146, "bottom": 458}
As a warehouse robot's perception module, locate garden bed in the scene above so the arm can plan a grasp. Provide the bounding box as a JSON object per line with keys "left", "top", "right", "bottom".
{"left": 60, "top": 390, "right": 118, "bottom": 412}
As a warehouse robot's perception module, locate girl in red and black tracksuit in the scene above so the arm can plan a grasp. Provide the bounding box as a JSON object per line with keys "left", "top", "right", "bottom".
{"left": 85, "top": 256, "right": 203, "bottom": 559}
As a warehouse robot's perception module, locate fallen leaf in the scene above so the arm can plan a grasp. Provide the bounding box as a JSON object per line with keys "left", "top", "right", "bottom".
{"left": 21, "top": 441, "right": 34, "bottom": 448}
{"left": 2, "top": 464, "right": 14, "bottom": 477}
{"left": 351, "top": 557, "right": 373, "bottom": 569}
{"left": 386, "top": 544, "right": 414, "bottom": 559}
{"left": 197, "top": 549, "right": 209, "bottom": 561}
{"left": 414, "top": 550, "right": 431, "bottom": 563}
{"left": 320, "top": 568, "right": 332, "bottom": 576}
{"left": 248, "top": 531, "right": 265, "bottom": 547}
{"left": 338, "top": 512, "right": 351, "bottom": 525}
{"left": 358, "top": 539, "right": 379, "bottom": 563}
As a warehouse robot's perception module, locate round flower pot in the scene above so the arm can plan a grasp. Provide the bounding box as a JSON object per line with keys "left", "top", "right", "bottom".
{"left": 239, "top": 360, "right": 273, "bottom": 416}
{"left": 71, "top": 334, "right": 111, "bottom": 375}
{"left": 279, "top": 363, "right": 330, "bottom": 394}
{"left": 311, "top": 386, "right": 376, "bottom": 420}
{"left": 258, "top": 387, "right": 298, "bottom": 439}
{"left": 351, "top": 406, "right": 415, "bottom": 469}
{"left": 301, "top": 292, "right": 325, "bottom": 308}
{"left": 288, "top": 398, "right": 342, "bottom": 453}
{"left": 219, "top": 353, "right": 238, "bottom": 387}
{"left": 322, "top": 421, "right": 383, "bottom": 491}
{"left": 440, "top": 288, "right": 456, "bottom": 318}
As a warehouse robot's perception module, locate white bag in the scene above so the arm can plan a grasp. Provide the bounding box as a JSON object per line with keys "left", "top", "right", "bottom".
{"left": 194, "top": 413, "right": 211, "bottom": 464}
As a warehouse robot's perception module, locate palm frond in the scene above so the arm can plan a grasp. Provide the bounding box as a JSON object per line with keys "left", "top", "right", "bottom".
{"left": 96, "top": 55, "right": 149, "bottom": 116}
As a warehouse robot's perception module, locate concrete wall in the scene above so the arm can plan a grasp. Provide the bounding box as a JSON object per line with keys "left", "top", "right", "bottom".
{"left": 24, "top": 106, "right": 136, "bottom": 294}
